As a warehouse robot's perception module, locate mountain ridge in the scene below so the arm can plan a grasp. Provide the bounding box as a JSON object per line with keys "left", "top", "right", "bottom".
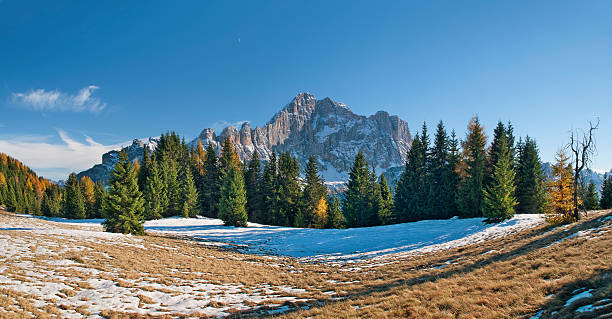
{"left": 78, "top": 93, "right": 413, "bottom": 183}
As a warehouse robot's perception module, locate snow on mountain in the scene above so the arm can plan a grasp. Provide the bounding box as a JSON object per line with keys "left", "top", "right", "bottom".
{"left": 78, "top": 93, "right": 413, "bottom": 183}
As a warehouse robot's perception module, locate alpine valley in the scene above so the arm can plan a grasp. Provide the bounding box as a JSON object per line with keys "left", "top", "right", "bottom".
{"left": 78, "top": 93, "right": 413, "bottom": 184}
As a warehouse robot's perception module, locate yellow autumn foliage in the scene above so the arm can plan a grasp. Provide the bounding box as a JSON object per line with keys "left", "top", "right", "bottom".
{"left": 545, "top": 150, "right": 578, "bottom": 224}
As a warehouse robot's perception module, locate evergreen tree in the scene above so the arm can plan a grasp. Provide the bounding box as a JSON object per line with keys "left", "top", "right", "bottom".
{"left": 201, "top": 143, "right": 221, "bottom": 218}
{"left": 244, "top": 151, "right": 262, "bottom": 222}
{"left": 427, "top": 121, "right": 454, "bottom": 219}
{"left": 219, "top": 138, "right": 240, "bottom": 176}
{"left": 277, "top": 152, "right": 302, "bottom": 227}
{"left": 181, "top": 166, "right": 199, "bottom": 218}
{"left": 261, "top": 152, "right": 279, "bottom": 225}
{"left": 326, "top": 195, "right": 344, "bottom": 228}
{"left": 485, "top": 121, "right": 507, "bottom": 189}
{"left": 41, "top": 184, "right": 62, "bottom": 217}
{"left": 218, "top": 166, "right": 248, "bottom": 226}
{"left": 102, "top": 150, "right": 145, "bottom": 234}
{"left": 343, "top": 152, "right": 375, "bottom": 227}
{"left": 600, "top": 175, "right": 612, "bottom": 209}
{"left": 582, "top": 181, "right": 600, "bottom": 211}
{"left": 377, "top": 174, "right": 394, "bottom": 225}
{"left": 93, "top": 181, "right": 106, "bottom": 218}
{"left": 394, "top": 135, "right": 425, "bottom": 222}
{"left": 546, "top": 150, "right": 576, "bottom": 224}
{"left": 458, "top": 117, "right": 487, "bottom": 218}
{"left": 63, "top": 173, "right": 86, "bottom": 219}
{"left": 138, "top": 147, "right": 152, "bottom": 192}
{"left": 515, "top": 137, "right": 547, "bottom": 214}
{"left": 143, "top": 159, "right": 166, "bottom": 220}
{"left": 446, "top": 130, "right": 461, "bottom": 217}
{"left": 301, "top": 155, "right": 327, "bottom": 228}
{"left": 482, "top": 135, "right": 517, "bottom": 222}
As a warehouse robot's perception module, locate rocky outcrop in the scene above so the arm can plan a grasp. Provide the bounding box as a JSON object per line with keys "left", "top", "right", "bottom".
{"left": 77, "top": 138, "right": 158, "bottom": 183}
{"left": 80, "top": 93, "right": 413, "bottom": 183}
{"left": 189, "top": 93, "right": 412, "bottom": 181}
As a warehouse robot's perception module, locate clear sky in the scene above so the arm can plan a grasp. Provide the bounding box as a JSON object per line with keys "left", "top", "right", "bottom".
{"left": 1, "top": 0, "right": 611, "bottom": 180}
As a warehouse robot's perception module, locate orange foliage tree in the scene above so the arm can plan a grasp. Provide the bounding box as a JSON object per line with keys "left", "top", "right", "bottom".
{"left": 546, "top": 150, "right": 578, "bottom": 224}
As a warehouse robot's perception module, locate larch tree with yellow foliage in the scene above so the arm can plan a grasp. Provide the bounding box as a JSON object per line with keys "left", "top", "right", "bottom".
{"left": 546, "top": 150, "right": 578, "bottom": 224}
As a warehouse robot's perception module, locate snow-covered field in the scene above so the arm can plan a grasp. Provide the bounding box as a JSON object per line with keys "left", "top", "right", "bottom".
{"left": 147, "top": 214, "right": 544, "bottom": 261}
{"left": 34, "top": 214, "right": 545, "bottom": 261}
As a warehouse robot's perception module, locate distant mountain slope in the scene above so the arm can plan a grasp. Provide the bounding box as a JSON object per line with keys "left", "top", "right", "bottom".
{"left": 78, "top": 93, "right": 413, "bottom": 183}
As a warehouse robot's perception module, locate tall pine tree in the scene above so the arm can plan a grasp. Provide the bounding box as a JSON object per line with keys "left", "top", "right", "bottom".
{"left": 343, "top": 152, "right": 376, "bottom": 227}
{"left": 201, "top": 142, "right": 221, "bottom": 218}
{"left": 482, "top": 135, "right": 517, "bottom": 222}
{"left": 394, "top": 135, "right": 425, "bottom": 222}
{"left": 458, "top": 117, "right": 487, "bottom": 218}
{"left": 102, "top": 150, "right": 145, "bottom": 234}
{"left": 301, "top": 155, "right": 327, "bottom": 228}
{"left": 63, "top": 173, "right": 86, "bottom": 219}
{"left": 218, "top": 166, "right": 248, "bottom": 227}
{"left": 244, "top": 151, "right": 262, "bottom": 222}
{"left": 600, "top": 175, "right": 612, "bottom": 209}
{"left": 515, "top": 137, "right": 547, "bottom": 214}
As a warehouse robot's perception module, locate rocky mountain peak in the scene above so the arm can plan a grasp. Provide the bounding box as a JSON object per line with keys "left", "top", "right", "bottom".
{"left": 79, "top": 93, "right": 413, "bottom": 183}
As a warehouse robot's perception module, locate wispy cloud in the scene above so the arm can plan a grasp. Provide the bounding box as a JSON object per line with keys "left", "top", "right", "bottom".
{"left": 11, "top": 85, "right": 107, "bottom": 114}
{"left": 0, "top": 130, "right": 125, "bottom": 180}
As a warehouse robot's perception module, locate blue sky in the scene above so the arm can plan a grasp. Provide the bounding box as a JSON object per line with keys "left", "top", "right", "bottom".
{"left": 1, "top": 0, "right": 611, "bottom": 180}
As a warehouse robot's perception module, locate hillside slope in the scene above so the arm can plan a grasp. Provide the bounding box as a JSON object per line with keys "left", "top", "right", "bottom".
{"left": 1, "top": 209, "right": 610, "bottom": 318}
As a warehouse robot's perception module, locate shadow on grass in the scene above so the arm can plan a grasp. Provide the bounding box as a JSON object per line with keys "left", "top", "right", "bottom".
{"left": 248, "top": 212, "right": 612, "bottom": 318}
{"left": 526, "top": 267, "right": 612, "bottom": 319}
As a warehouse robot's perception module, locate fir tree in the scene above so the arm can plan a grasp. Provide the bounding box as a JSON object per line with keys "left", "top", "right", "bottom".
{"left": 343, "top": 152, "right": 374, "bottom": 227}
{"left": 102, "top": 150, "right": 145, "bottom": 235}
{"left": 143, "top": 159, "right": 166, "bottom": 220}
{"left": 515, "top": 137, "right": 547, "bottom": 214}
{"left": 377, "top": 174, "right": 394, "bottom": 225}
{"left": 482, "top": 135, "right": 517, "bottom": 222}
{"left": 138, "top": 147, "right": 152, "bottom": 192}
{"left": 201, "top": 143, "right": 221, "bottom": 218}
{"left": 446, "top": 130, "right": 461, "bottom": 217}
{"left": 458, "top": 117, "right": 487, "bottom": 218}
{"left": 41, "top": 185, "right": 62, "bottom": 217}
{"left": 261, "top": 152, "right": 279, "bottom": 225}
{"left": 326, "top": 195, "right": 344, "bottom": 228}
{"left": 93, "top": 181, "right": 106, "bottom": 218}
{"left": 63, "top": 173, "right": 86, "bottom": 219}
{"left": 394, "top": 135, "right": 425, "bottom": 222}
{"left": 181, "top": 166, "right": 199, "bottom": 218}
{"left": 277, "top": 152, "right": 301, "bottom": 226}
{"left": 582, "top": 181, "right": 600, "bottom": 211}
{"left": 600, "top": 175, "right": 612, "bottom": 209}
{"left": 218, "top": 166, "right": 248, "bottom": 226}
{"left": 427, "top": 121, "right": 453, "bottom": 219}
{"left": 244, "top": 151, "right": 262, "bottom": 222}
{"left": 219, "top": 138, "right": 240, "bottom": 176}
{"left": 301, "top": 155, "right": 327, "bottom": 228}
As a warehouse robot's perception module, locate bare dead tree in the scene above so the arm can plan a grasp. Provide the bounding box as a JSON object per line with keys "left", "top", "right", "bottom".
{"left": 567, "top": 118, "right": 599, "bottom": 220}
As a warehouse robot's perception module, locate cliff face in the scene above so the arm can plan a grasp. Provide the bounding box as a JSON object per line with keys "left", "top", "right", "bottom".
{"left": 79, "top": 93, "right": 413, "bottom": 183}
{"left": 189, "top": 93, "right": 412, "bottom": 180}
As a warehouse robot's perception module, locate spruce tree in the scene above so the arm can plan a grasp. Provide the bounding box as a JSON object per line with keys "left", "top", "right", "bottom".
{"left": 302, "top": 155, "right": 327, "bottom": 228}
{"left": 377, "top": 174, "right": 394, "bottom": 225}
{"left": 600, "top": 175, "right": 612, "bottom": 209}
{"left": 446, "top": 130, "right": 461, "bottom": 217}
{"left": 482, "top": 135, "right": 518, "bottom": 222}
{"left": 63, "top": 173, "right": 86, "bottom": 219}
{"left": 201, "top": 143, "right": 221, "bottom": 218}
{"left": 342, "top": 152, "right": 373, "bottom": 227}
{"left": 218, "top": 166, "right": 248, "bottom": 226}
{"left": 181, "top": 166, "right": 199, "bottom": 218}
{"left": 244, "top": 151, "right": 262, "bottom": 222}
{"left": 485, "top": 121, "right": 507, "bottom": 189}
{"left": 41, "top": 185, "right": 62, "bottom": 217}
{"left": 93, "top": 181, "right": 106, "bottom": 218}
{"left": 515, "top": 137, "right": 547, "bottom": 214}
{"left": 427, "top": 121, "right": 452, "bottom": 219}
{"left": 138, "top": 147, "right": 152, "bottom": 192}
{"left": 219, "top": 138, "right": 240, "bottom": 176}
{"left": 261, "top": 152, "right": 279, "bottom": 225}
{"left": 582, "top": 181, "right": 600, "bottom": 211}
{"left": 326, "top": 195, "right": 344, "bottom": 228}
{"left": 458, "top": 117, "right": 487, "bottom": 218}
{"left": 143, "top": 159, "right": 165, "bottom": 220}
{"left": 277, "top": 152, "right": 301, "bottom": 226}
{"left": 102, "top": 150, "right": 145, "bottom": 234}
{"left": 394, "top": 135, "right": 425, "bottom": 222}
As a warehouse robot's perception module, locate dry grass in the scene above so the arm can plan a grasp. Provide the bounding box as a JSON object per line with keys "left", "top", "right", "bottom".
{"left": 0, "top": 209, "right": 610, "bottom": 318}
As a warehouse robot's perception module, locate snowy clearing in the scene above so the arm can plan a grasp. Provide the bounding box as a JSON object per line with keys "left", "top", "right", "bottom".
{"left": 142, "top": 214, "right": 544, "bottom": 261}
